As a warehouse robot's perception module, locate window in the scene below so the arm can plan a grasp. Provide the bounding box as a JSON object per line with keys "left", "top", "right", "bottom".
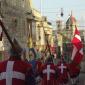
{"left": 6, "top": 0, "right": 17, "bottom": 6}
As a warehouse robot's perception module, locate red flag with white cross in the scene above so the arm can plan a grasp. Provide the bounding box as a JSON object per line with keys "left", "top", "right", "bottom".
{"left": 71, "top": 26, "right": 83, "bottom": 64}
{"left": 56, "top": 60, "right": 69, "bottom": 84}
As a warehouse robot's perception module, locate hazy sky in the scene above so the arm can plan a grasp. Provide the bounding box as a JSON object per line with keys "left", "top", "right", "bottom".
{"left": 32, "top": 0, "right": 85, "bottom": 29}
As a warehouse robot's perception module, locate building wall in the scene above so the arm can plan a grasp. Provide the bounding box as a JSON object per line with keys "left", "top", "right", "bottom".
{"left": 0, "top": 0, "right": 33, "bottom": 60}
{"left": 32, "top": 10, "right": 53, "bottom": 51}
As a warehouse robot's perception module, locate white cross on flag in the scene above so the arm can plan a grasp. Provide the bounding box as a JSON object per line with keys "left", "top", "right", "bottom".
{"left": 43, "top": 65, "right": 55, "bottom": 80}
{"left": 71, "top": 26, "right": 83, "bottom": 64}
{"left": 0, "top": 61, "right": 25, "bottom": 85}
{"left": 58, "top": 63, "right": 67, "bottom": 74}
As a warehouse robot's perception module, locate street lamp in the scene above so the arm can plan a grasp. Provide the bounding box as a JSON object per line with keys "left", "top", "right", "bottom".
{"left": 60, "top": 8, "right": 64, "bottom": 17}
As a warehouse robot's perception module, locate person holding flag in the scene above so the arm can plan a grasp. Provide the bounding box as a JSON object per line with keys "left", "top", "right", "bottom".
{"left": 68, "top": 26, "right": 83, "bottom": 84}
{"left": 0, "top": 39, "right": 34, "bottom": 85}
{"left": 56, "top": 56, "right": 69, "bottom": 85}
{"left": 68, "top": 63, "right": 80, "bottom": 84}
{"left": 40, "top": 57, "right": 58, "bottom": 85}
{"left": 71, "top": 26, "right": 83, "bottom": 65}
{"left": 0, "top": 16, "right": 36, "bottom": 85}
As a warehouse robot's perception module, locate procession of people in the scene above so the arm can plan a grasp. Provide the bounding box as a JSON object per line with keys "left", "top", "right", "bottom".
{"left": 0, "top": 43, "right": 80, "bottom": 85}
{"left": 0, "top": 16, "right": 83, "bottom": 85}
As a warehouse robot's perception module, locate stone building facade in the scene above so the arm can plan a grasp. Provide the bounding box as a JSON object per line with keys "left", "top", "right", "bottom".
{"left": 0, "top": 0, "right": 53, "bottom": 60}
{"left": 32, "top": 9, "right": 53, "bottom": 51}
{"left": 0, "top": 0, "right": 33, "bottom": 60}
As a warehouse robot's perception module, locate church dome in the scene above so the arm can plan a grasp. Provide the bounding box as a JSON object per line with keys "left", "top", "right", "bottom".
{"left": 66, "top": 15, "right": 76, "bottom": 25}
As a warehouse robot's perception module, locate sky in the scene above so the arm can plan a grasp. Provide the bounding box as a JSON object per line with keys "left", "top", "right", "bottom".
{"left": 32, "top": 0, "right": 85, "bottom": 29}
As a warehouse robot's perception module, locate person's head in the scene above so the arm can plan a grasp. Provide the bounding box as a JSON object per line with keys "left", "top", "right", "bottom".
{"left": 41, "top": 50, "right": 46, "bottom": 57}
{"left": 60, "top": 55, "right": 66, "bottom": 63}
{"left": 9, "top": 38, "right": 23, "bottom": 60}
{"left": 9, "top": 47, "right": 23, "bottom": 60}
{"left": 29, "top": 48, "right": 36, "bottom": 60}
{"left": 46, "top": 57, "right": 53, "bottom": 63}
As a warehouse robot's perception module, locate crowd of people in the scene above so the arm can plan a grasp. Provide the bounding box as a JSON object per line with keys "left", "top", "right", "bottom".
{"left": 0, "top": 39, "right": 80, "bottom": 85}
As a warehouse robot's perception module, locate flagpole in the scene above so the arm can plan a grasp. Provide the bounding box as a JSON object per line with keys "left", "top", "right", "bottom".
{"left": 41, "top": 21, "right": 52, "bottom": 57}
{"left": 33, "top": 19, "right": 52, "bottom": 57}
{"left": 44, "top": 33, "right": 51, "bottom": 56}
{"left": 0, "top": 20, "right": 15, "bottom": 49}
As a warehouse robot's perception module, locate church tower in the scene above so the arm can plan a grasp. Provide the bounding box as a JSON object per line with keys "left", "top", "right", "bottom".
{"left": 66, "top": 12, "right": 77, "bottom": 38}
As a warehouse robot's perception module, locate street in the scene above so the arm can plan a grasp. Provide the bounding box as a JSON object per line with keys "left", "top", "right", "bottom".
{"left": 77, "top": 72, "right": 85, "bottom": 85}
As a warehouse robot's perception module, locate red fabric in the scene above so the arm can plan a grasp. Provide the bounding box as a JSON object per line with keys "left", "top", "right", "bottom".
{"left": 0, "top": 59, "right": 32, "bottom": 85}
{"left": 72, "top": 37, "right": 82, "bottom": 50}
{"left": 68, "top": 63, "right": 80, "bottom": 78}
{"left": 71, "top": 26, "right": 83, "bottom": 64}
{"left": 74, "top": 26, "right": 80, "bottom": 35}
{"left": 41, "top": 63, "right": 56, "bottom": 85}
{"left": 36, "top": 60, "right": 43, "bottom": 74}
{"left": 56, "top": 61, "right": 68, "bottom": 84}
{"left": 72, "top": 26, "right": 82, "bottom": 50}
{"left": 72, "top": 50, "right": 83, "bottom": 65}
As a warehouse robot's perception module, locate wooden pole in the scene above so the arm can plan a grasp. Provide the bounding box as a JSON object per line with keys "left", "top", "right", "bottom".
{"left": 41, "top": 21, "right": 52, "bottom": 56}
{"left": 0, "top": 20, "right": 15, "bottom": 49}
